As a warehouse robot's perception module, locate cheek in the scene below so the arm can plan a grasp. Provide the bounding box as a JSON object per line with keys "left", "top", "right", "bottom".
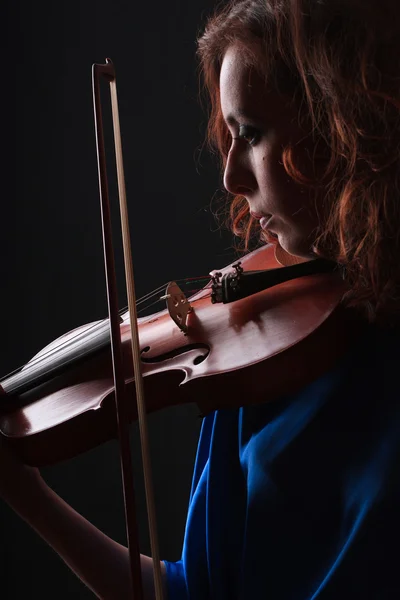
{"left": 259, "top": 143, "right": 319, "bottom": 224}
{"left": 273, "top": 193, "right": 320, "bottom": 258}
{"left": 257, "top": 148, "right": 300, "bottom": 210}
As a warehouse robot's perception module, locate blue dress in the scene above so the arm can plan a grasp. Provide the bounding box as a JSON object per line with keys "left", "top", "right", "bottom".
{"left": 164, "top": 324, "right": 400, "bottom": 599}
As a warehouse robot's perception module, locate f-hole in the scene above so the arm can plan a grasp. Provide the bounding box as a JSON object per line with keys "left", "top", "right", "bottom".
{"left": 140, "top": 343, "right": 210, "bottom": 366}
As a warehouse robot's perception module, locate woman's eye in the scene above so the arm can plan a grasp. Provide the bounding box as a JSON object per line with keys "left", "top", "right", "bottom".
{"left": 237, "top": 125, "right": 260, "bottom": 146}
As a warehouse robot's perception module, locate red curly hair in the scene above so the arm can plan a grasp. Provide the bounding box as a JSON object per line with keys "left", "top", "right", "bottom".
{"left": 197, "top": 0, "right": 400, "bottom": 325}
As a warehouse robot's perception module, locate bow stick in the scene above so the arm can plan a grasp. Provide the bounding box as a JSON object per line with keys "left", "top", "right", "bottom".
{"left": 92, "top": 58, "right": 164, "bottom": 600}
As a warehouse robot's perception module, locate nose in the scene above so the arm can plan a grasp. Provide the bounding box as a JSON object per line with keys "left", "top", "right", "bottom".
{"left": 223, "top": 143, "right": 256, "bottom": 197}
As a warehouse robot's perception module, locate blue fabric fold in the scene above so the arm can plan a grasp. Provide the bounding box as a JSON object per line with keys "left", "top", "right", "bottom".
{"left": 164, "top": 325, "right": 400, "bottom": 599}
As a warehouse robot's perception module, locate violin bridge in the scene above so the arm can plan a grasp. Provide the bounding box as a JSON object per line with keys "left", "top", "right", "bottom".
{"left": 160, "top": 282, "right": 192, "bottom": 334}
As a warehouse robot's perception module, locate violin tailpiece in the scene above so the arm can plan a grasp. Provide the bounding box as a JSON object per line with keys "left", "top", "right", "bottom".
{"left": 210, "top": 259, "right": 337, "bottom": 304}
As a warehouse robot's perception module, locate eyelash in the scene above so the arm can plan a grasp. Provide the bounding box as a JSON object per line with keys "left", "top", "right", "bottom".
{"left": 233, "top": 125, "right": 261, "bottom": 147}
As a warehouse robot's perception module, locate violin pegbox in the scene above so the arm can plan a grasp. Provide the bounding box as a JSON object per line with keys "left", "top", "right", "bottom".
{"left": 161, "top": 282, "right": 192, "bottom": 334}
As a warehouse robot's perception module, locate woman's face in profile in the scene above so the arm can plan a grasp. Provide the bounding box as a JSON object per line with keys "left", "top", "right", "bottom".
{"left": 220, "top": 44, "right": 324, "bottom": 259}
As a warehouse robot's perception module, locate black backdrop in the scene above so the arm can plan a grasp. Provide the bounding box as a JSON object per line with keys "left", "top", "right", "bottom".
{"left": 1, "top": 1, "right": 237, "bottom": 597}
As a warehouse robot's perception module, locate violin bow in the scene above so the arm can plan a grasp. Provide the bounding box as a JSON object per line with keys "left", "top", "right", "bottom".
{"left": 92, "top": 59, "right": 164, "bottom": 600}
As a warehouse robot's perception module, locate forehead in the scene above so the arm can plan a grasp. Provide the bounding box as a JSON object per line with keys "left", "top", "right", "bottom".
{"left": 219, "top": 45, "right": 267, "bottom": 123}
{"left": 219, "top": 44, "right": 296, "bottom": 126}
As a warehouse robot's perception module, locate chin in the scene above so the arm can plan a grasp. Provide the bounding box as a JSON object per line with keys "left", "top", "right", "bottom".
{"left": 262, "top": 230, "right": 279, "bottom": 245}
{"left": 276, "top": 232, "right": 315, "bottom": 260}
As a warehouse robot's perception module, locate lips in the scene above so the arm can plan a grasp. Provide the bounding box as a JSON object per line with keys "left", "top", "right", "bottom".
{"left": 259, "top": 216, "right": 273, "bottom": 231}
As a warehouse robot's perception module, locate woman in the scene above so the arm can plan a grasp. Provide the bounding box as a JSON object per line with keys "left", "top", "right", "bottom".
{"left": 2, "top": 0, "right": 400, "bottom": 597}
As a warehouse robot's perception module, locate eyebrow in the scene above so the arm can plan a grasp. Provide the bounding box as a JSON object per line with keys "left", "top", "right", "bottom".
{"left": 224, "top": 108, "right": 261, "bottom": 126}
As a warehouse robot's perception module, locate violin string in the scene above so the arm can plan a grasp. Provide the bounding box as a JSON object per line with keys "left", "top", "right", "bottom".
{"left": 136, "top": 296, "right": 168, "bottom": 316}
{"left": 2, "top": 320, "right": 115, "bottom": 382}
{"left": 3, "top": 284, "right": 171, "bottom": 381}
{"left": 1, "top": 303, "right": 155, "bottom": 383}
{"left": 3, "top": 290, "right": 214, "bottom": 389}
{"left": 1, "top": 274, "right": 213, "bottom": 385}
{"left": 135, "top": 283, "right": 170, "bottom": 306}
{"left": 136, "top": 288, "right": 211, "bottom": 317}
{"left": 134, "top": 276, "right": 210, "bottom": 307}
{"left": 177, "top": 276, "right": 211, "bottom": 285}
{"left": 1, "top": 308, "right": 130, "bottom": 383}
{"left": 2, "top": 278, "right": 210, "bottom": 384}
{"left": 121, "top": 276, "right": 211, "bottom": 316}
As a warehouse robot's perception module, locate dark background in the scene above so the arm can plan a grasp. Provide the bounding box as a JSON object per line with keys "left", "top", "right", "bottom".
{"left": 1, "top": 1, "right": 237, "bottom": 597}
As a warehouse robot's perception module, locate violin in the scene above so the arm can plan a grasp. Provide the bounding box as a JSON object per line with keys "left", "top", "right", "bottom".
{"left": 0, "top": 243, "right": 349, "bottom": 468}
{"left": 0, "top": 59, "right": 361, "bottom": 600}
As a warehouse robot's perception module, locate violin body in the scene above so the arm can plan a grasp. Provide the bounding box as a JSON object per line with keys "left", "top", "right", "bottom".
{"left": 0, "top": 244, "right": 352, "bottom": 467}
